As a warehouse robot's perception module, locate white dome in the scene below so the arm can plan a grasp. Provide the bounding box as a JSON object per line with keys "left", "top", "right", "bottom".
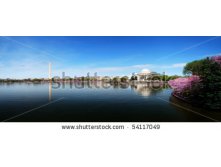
{"left": 140, "top": 69, "right": 151, "bottom": 74}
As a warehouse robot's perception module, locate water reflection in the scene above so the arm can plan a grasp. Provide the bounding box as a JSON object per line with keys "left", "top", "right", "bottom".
{"left": 131, "top": 83, "right": 152, "bottom": 97}
{"left": 131, "top": 82, "right": 166, "bottom": 97}
{"left": 50, "top": 81, "right": 168, "bottom": 97}
{"left": 0, "top": 82, "right": 214, "bottom": 122}
{"left": 49, "top": 81, "right": 52, "bottom": 101}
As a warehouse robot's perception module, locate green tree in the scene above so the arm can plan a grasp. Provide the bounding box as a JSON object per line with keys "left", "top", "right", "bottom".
{"left": 32, "top": 78, "right": 42, "bottom": 82}
{"left": 197, "top": 58, "right": 221, "bottom": 109}
{"left": 121, "top": 76, "right": 128, "bottom": 82}
{"left": 183, "top": 59, "right": 205, "bottom": 75}
{"left": 183, "top": 57, "right": 221, "bottom": 110}
{"left": 102, "top": 76, "right": 111, "bottom": 82}
{"left": 112, "top": 77, "right": 120, "bottom": 83}
{"left": 130, "top": 76, "right": 137, "bottom": 80}
{"left": 168, "top": 75, "right": 180, "bottom": 81}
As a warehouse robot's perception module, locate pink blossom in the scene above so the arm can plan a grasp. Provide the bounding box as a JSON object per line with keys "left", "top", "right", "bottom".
{"left": 168, "top": 75, "right": 200, "bottom": 93}
{"left": 211, "top": 55, "right": 221, "bottom": 64}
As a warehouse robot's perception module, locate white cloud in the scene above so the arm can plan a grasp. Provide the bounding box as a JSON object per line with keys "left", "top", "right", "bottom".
{"left": 171, "top": 63, "right": 187, "bottom": 67}
{"left": 159, "top": 63, "right": 186, "bottom": 69}
{"left": 93, "top": 64, "right": 152, "bottom": 72}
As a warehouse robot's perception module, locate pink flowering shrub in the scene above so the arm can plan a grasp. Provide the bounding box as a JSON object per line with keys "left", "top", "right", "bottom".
{"left": 211, "top": 55, "right": 221, "bottom": 64}
{"left": 168, "top": 75, "right": 200, "bottom": 97}
{"left": 169, "top": 55, "right": 221, "bottom": 95}
{"left": 169, "top": 55, "right": 221, "bottom": 109}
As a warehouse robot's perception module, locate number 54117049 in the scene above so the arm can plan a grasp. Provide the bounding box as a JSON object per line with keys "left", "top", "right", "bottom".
{"left": 132, "top": 124, "right": 160, "bottom": 130}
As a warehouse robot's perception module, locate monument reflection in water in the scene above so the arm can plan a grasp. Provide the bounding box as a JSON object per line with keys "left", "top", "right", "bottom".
{"left": 0, "top": 82, "right": 212, "bottom": 122}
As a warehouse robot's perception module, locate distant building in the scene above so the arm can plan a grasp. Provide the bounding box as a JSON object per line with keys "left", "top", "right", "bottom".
{"left": 95, "top": 76, "right": 103, "bottom": 81}
{"left": 135, "top": 69, "right": 160, "bottom": 81}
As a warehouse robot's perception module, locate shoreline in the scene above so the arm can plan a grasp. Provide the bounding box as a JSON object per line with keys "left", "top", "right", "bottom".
{"left": 170, "top": 92, "right": 221, "bottom": 115}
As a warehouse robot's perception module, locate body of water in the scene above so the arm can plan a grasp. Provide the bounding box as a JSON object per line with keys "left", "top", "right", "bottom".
{"left": 0, "top": 82, "right": 218, "bottom": 122}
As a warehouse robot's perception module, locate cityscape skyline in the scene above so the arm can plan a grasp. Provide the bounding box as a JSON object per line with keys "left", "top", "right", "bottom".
{"left": 0, "top": 36, "right": 221, "bottom": 79}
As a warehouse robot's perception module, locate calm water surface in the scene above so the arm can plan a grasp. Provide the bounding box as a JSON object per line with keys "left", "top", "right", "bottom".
{"left": 0, "top": 82, "right": 216, "bottom": 122}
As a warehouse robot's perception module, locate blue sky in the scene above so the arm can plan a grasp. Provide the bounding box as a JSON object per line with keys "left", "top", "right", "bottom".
{"left": 0, "top": 36, "right": 221, "bottom": 79}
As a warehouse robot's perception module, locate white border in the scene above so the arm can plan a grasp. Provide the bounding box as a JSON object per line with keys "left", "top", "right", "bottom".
{"left": 0, "top": 0, "right": 221, "bottom": 36}
{"left": 0, "top": 123, "right": 221, "bottom": 167}
{"left": 0, "top": 0, "right": 221, "bottom": 167}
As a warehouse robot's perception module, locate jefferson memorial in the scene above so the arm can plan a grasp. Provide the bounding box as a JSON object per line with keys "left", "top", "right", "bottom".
{"left": 134, "top": 69, "right": 160, "bottom": 82}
